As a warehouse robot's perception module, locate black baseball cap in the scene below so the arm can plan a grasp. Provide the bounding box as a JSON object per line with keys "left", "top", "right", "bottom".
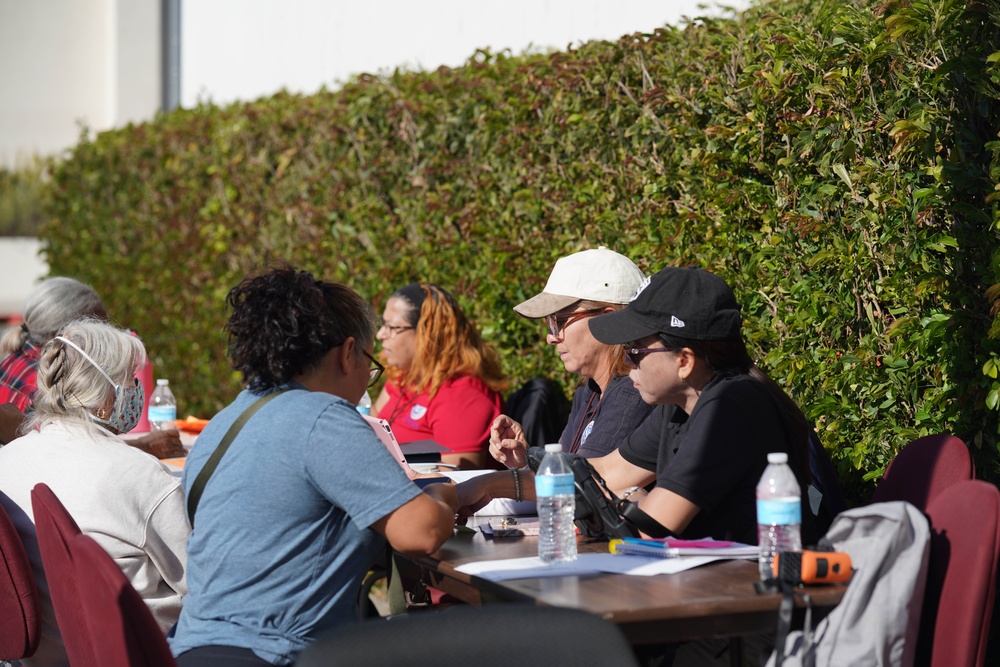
{"left": 588, "top": 266, "right": 743, "bottom": 344}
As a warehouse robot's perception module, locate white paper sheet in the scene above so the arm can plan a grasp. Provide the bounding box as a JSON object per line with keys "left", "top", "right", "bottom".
{"left": 454, "top": 552, "right": 728, "bottom": 581}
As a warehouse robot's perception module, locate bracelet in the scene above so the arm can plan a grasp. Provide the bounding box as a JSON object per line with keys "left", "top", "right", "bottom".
{"left": 511, "top": 467, "right": 523, "bottom": 502}
{"left": 620, "top": 485, "right": 643, "bottom": 501}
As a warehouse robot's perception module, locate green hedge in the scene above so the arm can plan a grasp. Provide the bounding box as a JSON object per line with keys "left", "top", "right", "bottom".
{"left": 41, "top": 0, "right": 1000, "bottom": 500}
{"left": 0, "top": 159, "right": 47, "bottom": 236}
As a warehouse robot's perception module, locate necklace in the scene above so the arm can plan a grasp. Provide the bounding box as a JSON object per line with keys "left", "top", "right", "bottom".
{"left": 568, "top": 389, "right": 599, "bottom": 454}
{"left": 386, "top": 388, "right": 418, "bottom": 427}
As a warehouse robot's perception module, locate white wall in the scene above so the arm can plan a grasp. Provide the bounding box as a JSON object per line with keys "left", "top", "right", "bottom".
{"left": 0, "top": 0, "right": 747, "bottom": 163}
{"left": 0, "top": 238, "right": 46, "bottom": 317}
{"left": 0, "top": 0, "right": 160, "bottom": 167}
{"left": 182, "top": 0, "right": 746, "bottom": 107}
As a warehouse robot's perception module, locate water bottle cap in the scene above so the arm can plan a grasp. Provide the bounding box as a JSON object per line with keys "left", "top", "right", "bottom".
{"left": 156, "top": 379, "right": 169, "bottom": 385}
{"left": 767, "top": 452, "right": 788, "bottom": 464}
{"left": 544, "top": 443, "right": 562, "bottom": 453}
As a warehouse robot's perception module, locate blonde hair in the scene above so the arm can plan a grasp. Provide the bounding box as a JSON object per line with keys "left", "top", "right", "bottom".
{"left": 385, "top": 284, "right": 508, "bottom": 397}
{"left": 0, "top": 277, "right": 105, "bottom": 356}
{"left": 26, "top": 319, "right": 145, "bottom": 436}
{"left": 573, "top": 299, "right": 631, "bottom": 379}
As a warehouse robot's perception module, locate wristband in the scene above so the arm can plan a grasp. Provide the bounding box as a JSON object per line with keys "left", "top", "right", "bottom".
{"left": 511, "top": 467, "right": 523, "bottom": 502}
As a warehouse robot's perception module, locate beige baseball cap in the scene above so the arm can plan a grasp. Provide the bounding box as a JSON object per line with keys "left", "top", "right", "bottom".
{"left": 513, "top": 246, "right": 646, "bottom": 318}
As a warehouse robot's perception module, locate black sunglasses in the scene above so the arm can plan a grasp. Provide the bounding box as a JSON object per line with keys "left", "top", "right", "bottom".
{"left": 623, "top": 345, "right": 677, "bottom": 369}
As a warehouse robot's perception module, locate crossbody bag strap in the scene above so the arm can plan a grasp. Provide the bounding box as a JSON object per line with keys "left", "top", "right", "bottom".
{"left": 187, "top": 388, "right": 289, "bottom": 527}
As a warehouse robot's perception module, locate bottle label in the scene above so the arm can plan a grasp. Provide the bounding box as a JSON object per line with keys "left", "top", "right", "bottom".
{"left": 535, "top": 472, "right": 574, "bottom": 497}
{"left": 757, "top": 498, "right": 801, "bottom": 525}
{"left": 148, "top": 405, "right": 177, "bottom": 422}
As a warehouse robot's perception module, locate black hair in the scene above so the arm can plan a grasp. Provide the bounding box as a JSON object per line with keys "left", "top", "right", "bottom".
{"left": 226, "top": 265, "right": 376, "bottom": 393}
{"left": 392, "top": 283, "right": 427, "bottom": 326}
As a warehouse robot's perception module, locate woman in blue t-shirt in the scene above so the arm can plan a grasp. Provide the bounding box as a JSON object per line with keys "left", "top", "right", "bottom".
{"left": 170, "top": 266, "right": 458, "bottom": 667}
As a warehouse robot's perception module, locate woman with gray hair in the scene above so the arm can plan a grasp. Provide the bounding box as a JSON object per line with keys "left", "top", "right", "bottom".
{"left": 0, "top": 276, "right": 105, "bottom": 412}
{"left": 0, "top": 318, "right": 189, "bottom": 667}
{"left": 0, "top": 276, "right": 184, "bottom": 457}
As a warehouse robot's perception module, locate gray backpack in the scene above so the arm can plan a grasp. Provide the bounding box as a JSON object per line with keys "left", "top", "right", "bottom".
{"left": 768, "top": 501, "right": 931, "bottom": 667}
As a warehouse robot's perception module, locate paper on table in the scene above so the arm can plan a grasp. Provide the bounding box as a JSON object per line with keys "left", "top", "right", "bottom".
{"left": 455, "top": 552, "right": 728, "bottom": 581}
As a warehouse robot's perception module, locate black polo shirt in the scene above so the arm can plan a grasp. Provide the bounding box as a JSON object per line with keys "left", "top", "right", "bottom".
{"left": 619, "top": 374, "right": 813, "bottom": 545}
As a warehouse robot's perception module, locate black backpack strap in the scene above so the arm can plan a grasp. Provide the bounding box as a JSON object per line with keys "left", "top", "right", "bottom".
{"left": 187, "top": 388, "right": 289, "bottom": 527}
{"left": 617, "top": 499, "right": 674, "bottom": 539}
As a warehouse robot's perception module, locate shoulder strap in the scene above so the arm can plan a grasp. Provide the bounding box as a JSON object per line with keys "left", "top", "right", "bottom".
{"left": 186, "top": 388, "right": 289, "bottom": 527}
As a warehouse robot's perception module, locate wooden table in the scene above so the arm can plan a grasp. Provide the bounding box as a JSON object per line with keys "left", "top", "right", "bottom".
{"left": 394, "top": 520, "right": 845, "bottom": 645}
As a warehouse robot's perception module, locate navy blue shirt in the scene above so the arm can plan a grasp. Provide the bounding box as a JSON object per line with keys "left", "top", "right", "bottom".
{"left": 560, "top": 375, "right": 654, "bottom": 458}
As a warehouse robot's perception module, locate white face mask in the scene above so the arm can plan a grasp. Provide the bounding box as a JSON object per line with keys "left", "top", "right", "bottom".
{"left": 54, "top": 336, "right": 144, "bottom": 433}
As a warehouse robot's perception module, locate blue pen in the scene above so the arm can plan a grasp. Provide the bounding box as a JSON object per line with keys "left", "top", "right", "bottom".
{"left": 623, "top": 537, "right": 667, "bottom": 548}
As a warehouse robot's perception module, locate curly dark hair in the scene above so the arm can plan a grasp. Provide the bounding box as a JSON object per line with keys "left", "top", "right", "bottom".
{"left": 226, "top": 266, "right": 376, "bottom": 393}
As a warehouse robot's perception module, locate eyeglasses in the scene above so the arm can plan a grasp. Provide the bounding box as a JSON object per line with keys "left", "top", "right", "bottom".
{"left": 378, "top": 321, "right": 414, "bottom": 337}
{"left": 544, "top": 308, "right": 607, "bottom": 338}
{"left": 362, "top": 349, "right": 384, "bottom": 387}
{"left": 623, "top": 345, "right": 677, "bottom": 369}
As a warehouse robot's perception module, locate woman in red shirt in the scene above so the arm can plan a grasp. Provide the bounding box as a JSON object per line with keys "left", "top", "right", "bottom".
{"left": 373, "top": 283, "right": 507, "bottom": 469}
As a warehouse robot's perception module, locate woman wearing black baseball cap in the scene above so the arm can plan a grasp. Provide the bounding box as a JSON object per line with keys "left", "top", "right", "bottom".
{"left": 585, "top": 265, "right": 815, "bottom": 544}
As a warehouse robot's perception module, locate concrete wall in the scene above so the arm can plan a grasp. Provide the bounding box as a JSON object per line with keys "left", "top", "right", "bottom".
{"left": 0, "top": 238, "right": 48, "bottom": 319}
{"left": 0, "top": 0, "right": 160, "bottom": 167}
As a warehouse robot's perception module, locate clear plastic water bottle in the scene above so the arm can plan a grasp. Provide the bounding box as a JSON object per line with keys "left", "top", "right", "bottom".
{"left": 357, "top": 390, "right": 372, "bottom": 415}
{"left": 756, "top": 451, "right": 802, "bottom": 581}
{"left": 148, "top": 379, "right": 177, "bottom": 431}
{"left": 535, "top": 443, "right": 577, "bottom": 563}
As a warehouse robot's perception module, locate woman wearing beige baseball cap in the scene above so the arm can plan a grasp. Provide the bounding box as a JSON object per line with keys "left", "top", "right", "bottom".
{"left": 490, "top": 246, "right": 654, "bottom": 461}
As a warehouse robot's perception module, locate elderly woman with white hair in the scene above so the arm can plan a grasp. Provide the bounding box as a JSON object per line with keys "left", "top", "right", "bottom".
{"left": 0, "top": 319, "right": 189, "bottom": 667}
{"left": 0, "top": 276, "right": 184, "bottom": 457}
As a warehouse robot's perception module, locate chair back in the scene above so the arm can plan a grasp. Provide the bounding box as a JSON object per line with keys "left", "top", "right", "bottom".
{"left": 70, "top": 533, "right": 177, "bottom": 667}
{"left": 871, "top": 433, "right": 973, "bottom": 508}
{"left": 505, "top": 378, "right": 570, "bottom": 448}
{"left": 295, "top": 604, "right": 640, "bottom": 667}
{"left": 0, "top": 501, "right": 40, "bottom": 660}
{"left": 916, "top": 480, "right": 1000, "bottom": 667}
{"left": 30, "top": 483, "right": 98, "bottom": 667}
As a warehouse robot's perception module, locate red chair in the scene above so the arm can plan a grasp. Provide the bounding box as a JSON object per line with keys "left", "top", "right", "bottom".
{"left": 915, "top": 480, "right": 1000, "bottom": 667}
{"left": 0, "top": 501, "right": 40, "bottom": 661}
{"left": 871, "top": 433, "right": 973, "bottom": 508}
{"left": 30, "top": 483, "right": 98, "bottom": 667}
{"left": 70, "top": 533, "right": 177, "bottom": 667}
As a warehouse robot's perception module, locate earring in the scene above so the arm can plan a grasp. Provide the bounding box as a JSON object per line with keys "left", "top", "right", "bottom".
{"left": 97, "top": 407, "right": 108, "bottom": 420}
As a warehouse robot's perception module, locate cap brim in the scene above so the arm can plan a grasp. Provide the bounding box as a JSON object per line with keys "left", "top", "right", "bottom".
{"left": 513, "top": 292, "right": 580, "bottom": 319}
{"left": 588, "top": 308, "right": 660, "bottom": 345}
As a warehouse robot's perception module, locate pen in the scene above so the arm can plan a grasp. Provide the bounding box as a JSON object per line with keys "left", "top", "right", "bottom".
{"left": 622, "top": 537, "right": 668, "bottom": 548}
